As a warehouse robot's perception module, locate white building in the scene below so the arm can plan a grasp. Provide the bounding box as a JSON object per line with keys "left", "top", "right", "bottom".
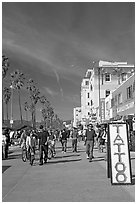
{"left": 104, "top": 73, "right": 135, "bottom": 121}
{"left": 81, "top": 60, "right": 134, "bottom": 124}
{"left": 73, "top": 107, "right": 81, "bottom": 127}
{"left": 81, "top": 69, "right": 94, "bottom": 127}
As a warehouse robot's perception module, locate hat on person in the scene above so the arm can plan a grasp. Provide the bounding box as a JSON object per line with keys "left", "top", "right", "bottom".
{"left": 39, "top": 125, "right": 43, "bottom": 129}
{"left": 87, "top": 124, "right": 93, "bottom": 128}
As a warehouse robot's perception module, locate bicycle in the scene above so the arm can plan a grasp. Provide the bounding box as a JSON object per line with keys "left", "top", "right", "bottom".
{"left": 48, "top": 140, "right": 56, "bottom": 159}
{"left": 22, "top": 145, "right": 28, "bottom": 162}
{"left": 29, "top": 147, "right": 35, "bottom": 166}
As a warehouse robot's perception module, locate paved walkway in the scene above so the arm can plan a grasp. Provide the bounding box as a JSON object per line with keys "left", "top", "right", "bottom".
{"left": 2, "top": 140, "right": 135, "bottom": 202}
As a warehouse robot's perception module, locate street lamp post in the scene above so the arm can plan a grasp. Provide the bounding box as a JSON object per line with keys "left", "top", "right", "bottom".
{"left": 98, "top": 67, "right": 101, "bottom": 123}
{"left": 10, "top": 84, "right": 14, "bottom": 128}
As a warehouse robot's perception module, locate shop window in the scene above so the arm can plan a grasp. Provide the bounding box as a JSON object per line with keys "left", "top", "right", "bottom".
{"left": 106, "top": 90, "right": 110, "bottom": 97}
{"left": 105, "top": 73, "right": 111, "bottom": 82}
{"left": 127, "top": 85, "right": 133, "bottom": 99}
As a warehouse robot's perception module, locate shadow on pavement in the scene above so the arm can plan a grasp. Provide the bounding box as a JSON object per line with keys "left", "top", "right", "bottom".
{"left": 55, "top": 154, "right": 80, "bottom": 159}
{"left": 2, "top": 165, "right": 11, "bottom": 173}
{"left": 7, "top": 154, "right": 22, "bottom": 160}
{"left": 92, "top": 158, "right": 105, "bottom": 162}
{"left": 47, "top": 158, "right": 82, "bottom": 164}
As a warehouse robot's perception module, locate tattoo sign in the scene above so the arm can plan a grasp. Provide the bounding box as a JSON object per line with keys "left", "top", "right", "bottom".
{"left": 108, "top": 123, "right": 132, "bottom": 185}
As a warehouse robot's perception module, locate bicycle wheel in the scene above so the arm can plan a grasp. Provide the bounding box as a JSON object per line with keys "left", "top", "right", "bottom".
{"left": 30, "top": 155, "right": 35, "bottom": 166}
{"left": 22, "top": 149, "right": 27, "bottom": 162}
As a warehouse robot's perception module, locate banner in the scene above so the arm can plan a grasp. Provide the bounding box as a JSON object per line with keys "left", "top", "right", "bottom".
{"left": 108, "top": 123, "right": 132, "bottom": 185}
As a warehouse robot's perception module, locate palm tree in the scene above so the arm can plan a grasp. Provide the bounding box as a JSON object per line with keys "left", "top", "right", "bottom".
{"left": 40, "top": 96, "right": 51, "bottom": 128}
{"left": 3, "top": 87, "right": 11, "bottom": 121}
{"left": 47, "top": 106, "right": 54, "bottom": 128}
{"left": 27, "top": 79, "right": 40, "bottom": 128}
{"left": 2, "top": 55, "right": 9, "bottom": 79}
{"left": 40, "top": 95, "right": 48, "bottom": 109}
{"left": 10, "top": 70, "right": 25, "bottom": 123}
{"left": 2, "top": 55, "right": 9, "bottom": 123}
{"left": 24, "top": 102, "right": 29, "bottom": 121}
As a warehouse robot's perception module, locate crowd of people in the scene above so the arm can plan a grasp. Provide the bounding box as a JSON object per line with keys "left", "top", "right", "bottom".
{"left": 2, "top": 123, "right": 108, "bottom": 164}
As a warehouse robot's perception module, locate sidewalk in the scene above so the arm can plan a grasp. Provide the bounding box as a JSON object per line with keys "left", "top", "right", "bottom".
{"left": 2, "top": 141, "right": 135, "bottom": 202}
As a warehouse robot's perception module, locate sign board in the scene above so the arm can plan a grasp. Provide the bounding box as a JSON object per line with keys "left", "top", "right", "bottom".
{"left": 108, "top": 123, "right": 132, "bottom": 185}
{"left": 100, "top": 99, "right": 105, "bottom": 121}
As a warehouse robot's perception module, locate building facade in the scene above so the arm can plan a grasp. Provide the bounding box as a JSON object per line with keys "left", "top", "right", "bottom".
{"left": 106, "top": 74, "right": 135, "bottom": 121}
{"left": 80, "top": 60, "right": 134, "bottom": 125}
{"left": 73, "top": 107, "right": 81, "bottom": 127}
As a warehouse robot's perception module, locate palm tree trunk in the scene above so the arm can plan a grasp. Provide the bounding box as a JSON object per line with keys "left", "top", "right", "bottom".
{"left": 25, "top": 111, "right": 28, "bottom": 121}
{"left": 2, "top": 97, "right": 4, "bottom": 123}
{"left": 6, "top": 103, "right": 9, "bottom": 121}
{"left": 18, "top": 90, "right": 23, "bottom": 123}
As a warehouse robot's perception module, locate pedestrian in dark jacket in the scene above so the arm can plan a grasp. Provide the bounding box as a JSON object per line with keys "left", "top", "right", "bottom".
{"left": 38, "top": 125, "right": 49, "bottom": 165}
{"left": 60, "top": 129, "right": 68, "bottom": 153}
{"left": 85, "top": 124, "right": 96, "bottom": 162}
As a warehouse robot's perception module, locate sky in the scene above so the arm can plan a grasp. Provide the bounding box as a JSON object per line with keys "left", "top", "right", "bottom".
{"left": 2, "top": 2, "right": 135, "bottom": 121}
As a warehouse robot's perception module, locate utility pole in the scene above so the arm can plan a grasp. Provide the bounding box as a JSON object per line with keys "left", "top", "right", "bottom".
{"left": 10, "top": 84, "right": 14, "bottom": 128}
{"left": 98, "top": 67, "right": 101, "bottom": 123}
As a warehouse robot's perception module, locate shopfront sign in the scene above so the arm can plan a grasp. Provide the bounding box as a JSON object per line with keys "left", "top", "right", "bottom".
{"left": 117, "top": 101, "right": 134, "bottom": 113}
{"left": 100, "top": 99, "right": 105, "bottom": 122}
{"left": 108, "top": 123, "right": 132, "bottom": 185}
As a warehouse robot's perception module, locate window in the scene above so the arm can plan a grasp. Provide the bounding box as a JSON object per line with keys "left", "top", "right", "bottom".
{"left": 111, "top": 98, "right": 115, "bottom": 107}
{"left": 88, "top": 102, "right": 90, "bottom": 106}
{"left": 87, "top": 71, "right": 91, "bottom": 78}
{"left": 91, "top": 100, "right": 93, "bottom": 106}
{"left": 87, "top": 92, "right": 90, "bottom": 98}
{"left": 90, "top": 84, "right": 93, "bottom": 91}
{"left": 133, "top": 81, "right": 135, "bottom": 93}
{"left": 115, "top": 95, "right": 117, "bottom": 105}
{"left": 85, "top": 80, "right": 89, "bottom": 86}
{"left": 106, "top": 90, "right": 110, "bottom": 97}
{"left": 88, "top": 112, "right": 90, "bottom": 115}
{"left": 121, "top": 73, "right": 127, "bottom": 82}
{"left": 105, "top": 73, "right": 111, "bottom": 82}
{"left": 118, "top": 93, "right": 122, "bottom": 104}
{"left": 106, "top": 102, "right": 109, "bottom": 110}
{"left": 127, "top": 86, "right": 133, "bottom": 99}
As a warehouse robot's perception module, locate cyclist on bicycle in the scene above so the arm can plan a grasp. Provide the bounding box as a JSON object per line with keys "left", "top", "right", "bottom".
{"left": 20, "top": 130, "right": 27, "bottom": 149}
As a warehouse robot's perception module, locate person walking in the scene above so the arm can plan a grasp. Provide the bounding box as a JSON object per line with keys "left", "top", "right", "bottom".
{"left": 60, "top": 129, "right": 68, "bottom": 153}
{"left": 70, "top": 127, "right": 78, "bottom": 152}
{"left": 26, "top": 130, "right": 36, "bottom": 165}
{"left": 2, "top": 129, "right": 10, "bottom": 159}
{"left": 85, "top": 124, "right": 96, "bottom": 162}
{"left": 38, "top": 125, "right": 49, "bottom": 165}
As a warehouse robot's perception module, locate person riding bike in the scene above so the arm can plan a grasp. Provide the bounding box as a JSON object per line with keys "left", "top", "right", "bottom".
{"left": 20, "top": 130, "right": 27, "bottom": 149}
